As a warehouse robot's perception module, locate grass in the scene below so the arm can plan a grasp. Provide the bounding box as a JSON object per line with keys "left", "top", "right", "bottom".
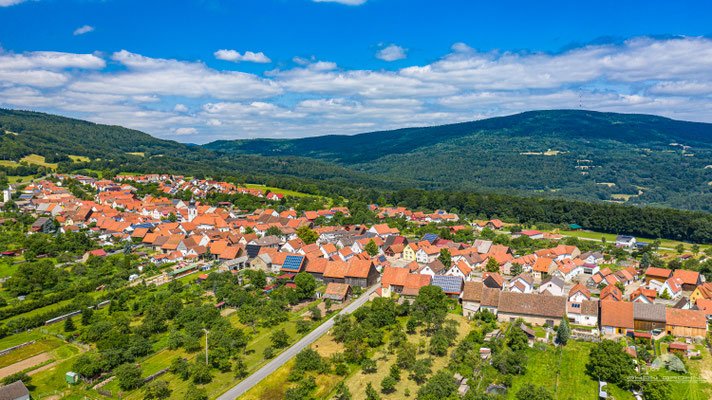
{"left": 20, "top": 154, "right": 58, "bottom": 169}
{"left": 244, "top": 184, "right": 312, "bottom": 198}
{"left": 0, "top": 262, "right": 19, "bottom": 279}
{"left": 559, "top": 230, "right": 711, "bottom": 252}
{"left": 68, "top": 155, "right": 90, "bottom": 163}
{"left": 0, "top": 336, "right": 63, "bottom": 367}
{"left": 126, "top": 152, "right": 145, "bottom": 157}
{"left": 0, "top": 331, "right": 44, "bottom": 350}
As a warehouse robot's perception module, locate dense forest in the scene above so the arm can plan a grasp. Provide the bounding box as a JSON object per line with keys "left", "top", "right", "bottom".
{"left": 205, "top": 110, "right": 712, "bottom": 211}
{"left": 3, "top": 108, "right": 712, "bottom": 243}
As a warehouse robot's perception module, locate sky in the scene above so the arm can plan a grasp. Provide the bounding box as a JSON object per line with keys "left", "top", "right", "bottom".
{"left": 1, "top": 0, "right": 712, "bottom": 143}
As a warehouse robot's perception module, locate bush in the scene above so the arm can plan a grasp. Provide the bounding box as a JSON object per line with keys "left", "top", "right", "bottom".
{"left": 381, "top": 375, "right": 397, "bottom": 393}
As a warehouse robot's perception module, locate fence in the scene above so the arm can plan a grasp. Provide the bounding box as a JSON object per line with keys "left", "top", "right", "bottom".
{"left": 0, "top": 340, "right": 35, "bottom": 356}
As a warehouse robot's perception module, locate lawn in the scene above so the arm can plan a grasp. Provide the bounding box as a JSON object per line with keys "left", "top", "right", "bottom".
{"left": 68, "top": 155, "right": 90, "bottom": 163}
{"left": 0, "top": 336, "right": 63, "bottom": 367}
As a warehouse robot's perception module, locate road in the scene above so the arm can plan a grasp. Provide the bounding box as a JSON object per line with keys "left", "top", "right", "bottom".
{"left": 216, "top": 284, "right": 379, "bottom": 400}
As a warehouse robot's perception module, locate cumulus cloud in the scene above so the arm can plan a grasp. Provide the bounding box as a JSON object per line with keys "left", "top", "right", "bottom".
{"left": 73, "top": 25, "right": 94, "bottom": 35}
{"left": 312, "top": 0, "right": 367, "bottom": 5}
{"left": 214, "top": 49, "right": 271, "bottom": 63}
{"left": 3, "top": 36, "right": 712, "bottom": 142}
{"left": 0, "top": 0, "right": 33, "bottom": 6}
{"left": 376, "top": 44, "right": 407, "bottom": 61}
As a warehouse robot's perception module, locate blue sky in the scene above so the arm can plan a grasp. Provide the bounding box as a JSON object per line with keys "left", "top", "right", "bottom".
{"left": 1, "top": 0, "right": 712, "bottom": 143}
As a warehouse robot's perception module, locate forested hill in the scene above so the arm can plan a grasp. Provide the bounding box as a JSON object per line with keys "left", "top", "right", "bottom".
{"left": 204, "top": 110, "right": 712, "bottom": 211}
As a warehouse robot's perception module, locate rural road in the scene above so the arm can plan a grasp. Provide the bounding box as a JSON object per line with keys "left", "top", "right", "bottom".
{"left": 217, "top": 284, "right": 379, "bottom": 400}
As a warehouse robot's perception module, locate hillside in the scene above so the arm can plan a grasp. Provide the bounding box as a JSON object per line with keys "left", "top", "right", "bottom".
{"left": 0, "top": 108, "right": 403, "bottom": 192}
{"left": 204, "top": 110, "right": 712, "bottom": 211}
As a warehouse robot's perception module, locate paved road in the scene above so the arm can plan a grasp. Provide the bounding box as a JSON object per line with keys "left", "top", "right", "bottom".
{"left": 217, "top": 284, "right": 379, "bottom": 400}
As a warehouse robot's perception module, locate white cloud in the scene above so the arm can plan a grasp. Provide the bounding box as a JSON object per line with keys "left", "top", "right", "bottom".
{"left": 376, "top": 44, "right": 407, "bottom": 61}
{"left": 312, "top": 0, "right": 367, "bottom": 5}
{"left": 214, "top": 49, "right": 271, "bottom": 63}
{"left": 174, "top": 127, "right": 198, "bottom": 135}
{"left": 0, "top": 0, "right": 33, "bottom": 6}
{"left": 73, "top": 25, "right": 94, "bottom": 36}
{"left": 4, "top": 36, "right": 712, "bottom": 142}
{"left": 173, "top": 104, "right": 189, "bottom": 112}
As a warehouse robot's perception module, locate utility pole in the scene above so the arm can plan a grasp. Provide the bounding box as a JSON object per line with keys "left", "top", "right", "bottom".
{"left": 203, "top": 328, "right": 210, "bottom": 366}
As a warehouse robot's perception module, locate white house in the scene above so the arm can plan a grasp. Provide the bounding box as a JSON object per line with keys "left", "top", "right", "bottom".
{"left": 539, "top": 276, "right": 565, "bottom": 296}
{"left": 615, "top": 235, "right": 636, "bottom": 248}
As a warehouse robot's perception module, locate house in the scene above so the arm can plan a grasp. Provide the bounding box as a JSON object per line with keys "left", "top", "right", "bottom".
{"left": 672, "top": 269, "right": 701, "bottom": 291}
{"left": 508, "top": 273, "right": 535, "bottom": 294}
{"left": 479, "top": 286, "right": 501, "bottom": 315}
{"left": 445, "top": 260, "right": 472, "bottom": 280}
{"left": 483, "top": 272, "right": 505, "bottom": 289}
{"left": 496, "top": 292, "right": 567, "bottom": 327}
{"left": 659, "top": 278, "right": 683, "bottom": 300}
{"left": 600, "top": 284, "right": 622, "bottom": 302}
{"left": 431, "top": 275, "right": 464, "bottom": 298}
{"left": 690, "top": 282, "right": 712, "bottom": 304}
{"left": 532, "top": 257, "right": 555, "bottom": 281}
{"left": 344, "top": 260, "right": 379, "bottom": 288}
{"left": 419, "top": 259, "right": 447, "bottom": 276}
{"left": 630, "top": 287, "right": 657, "bottom": 304}
{"left": 323, "top": 261, "right": 350, "bottom": 285}
{"left": 279, "top": 254, "right": 306, "bottom": 274}
{"left": 323, "top": 283, "right": 352, "bottom": 302}
{"left": 416, "top": 246, "right": 440, "bottom": 264}
{"left": 539, "top": 276, "right": 565, "bottom": 297}
{"left": 633, "top": 303, "right": 667, "bottom": 332}
{"left": 567, "top": 300, "right": 599, "bottom": 327}
{"left": 615, "top": 235, "right": 636, "bottom": 248}
{"left": 568, "top": 282, "right": 591, "bottom": 303}
{"left": 600, "top": 300, "right": 634, "bottom": 335}
{"left": 512, "top": 230, "right": 544, "bottom": 240}
{"left": 580, "top": 251, "right": 605, "bottom": 265}
{"left": 462, "top": 281, "right": 484, "bottom": 318}
{"left": 0, "top": 380, "right": 30, "bottom": 400}
{"left": 665, "top": 308, "right": 708, "bottom": 337}
{"left": 644, "top": 267, "right": 672, "bottom": 284}
{"left": 304, "top": 258, "right": 328, "bottom": 282}
{"left": 402, "top": 243, "right": 419, "bottom": 262}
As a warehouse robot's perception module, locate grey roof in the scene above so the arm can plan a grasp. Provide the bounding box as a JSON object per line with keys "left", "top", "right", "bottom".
{"left": 250, "top": 235, "right": 281, "bottom": 246}
{"left": 541, "top": 275, "right": 564, "bottom": 288}
{"left": 0, "top": 381, "right": 29, "bottom": 400}
{"left": 633, "top": 302, "right": 667, "bottom": 322}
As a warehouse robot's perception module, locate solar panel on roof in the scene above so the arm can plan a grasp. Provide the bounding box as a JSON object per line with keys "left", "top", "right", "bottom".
{"left": 282, "top": 255, "right": 304, "bottom": 271}
{"left": 432, "top": 275, "right": 463, "bottom": 293}
{"left": 421, "top": 233, "right": 439, "bottom": 243}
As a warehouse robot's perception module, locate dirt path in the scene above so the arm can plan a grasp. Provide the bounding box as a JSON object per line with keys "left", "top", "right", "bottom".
{"left": 0, "top": 352, "right": 51, "bottom": 379}
{"left": 27, "top": 360, "right": 57, "bottom": 376}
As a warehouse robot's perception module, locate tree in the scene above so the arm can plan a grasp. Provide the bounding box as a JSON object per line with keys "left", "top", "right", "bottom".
{"left": 297, "top": 226, "right": 319, "bottom": 244}
{"left": 64, "top": 316, "right": 76, "bottom": 333}
{"left": 485, "top": 257, "right": 500, "bottom": 272}
{"left": 296, "top": 319, "right": 311, "bottom": 334}
{"left": 169, "top": 357, "right": 190, "bottom": 380}
{"left": 184, "top": 384, "right": 208, "bottom": 400}
{"left": 271, "top": 328, "right": 290, "bottom": 348}
{"left": 506, "top": 325, "right": 529, "bottom": 352}
{"left": 294, "top": 272, "right": 317, "bottom": 300}
{"left": 381, "top": 375, "right": 397, "bottom": 394}
{"left": 389, "top": 363, "right": 401, "bottom": 381}
{"left": 114, "top": 363, "right": 143, "bottom": 390}
{"left": 189, "top": 359, "right": 212, "bottom": 384}
{"left": 365, "top": 239, "right": 379, "bottom": 257}
{"left": 263, "top": 346, "right": 274, "bottom": 359}
{"left": 310, "top": 305, "right": 322, "bottom": 321}
{"left": 1, "top": 372, "right": 30, "bottom": 386}
{"left": 643, "top": 380, "right": 672, "bottom": 400}
{"left": 692, "top": 244, "right": 700, "bottom": 255}
{"left": 676, "top": 244, "right": 684, "bottom": 255}
{"left": 234, "top": 354, "right": 248, "bottom": 378}
{"left": 334, "top": 382, "right": 352, "bottom": 400}
{"left": 361, "top": 358, "right": 377, "bottom": 373}
{"left": 510, "top": 262, "right": 523, "bottom": 276}
{"left": 515, "top": 383, "right": 553, "bottom": 400}
{"left": 81, "top": 307, "right": 94, "bottom": 326}
{"left": 586, "top": 340, "right": 635, "bottom": 386}
{"left": 417, "top": 369, "right": 458, "bottom": 399}
{"left": 557, "top": 318, "right": 570, "bottom": 346}
{"left": 410, "top": 357, "right": 433, "bottom": 384}
{"left": 265, "top": 226, "right": 283, "bottom": 238}
{"left": 143, "top": 380, "right": 172, "bottom": 400}
{"left": 438, "top": 248, "right": 452, "bottom": 268}
{"left": 365, "top": 382, "right": 381, "bottom": 400}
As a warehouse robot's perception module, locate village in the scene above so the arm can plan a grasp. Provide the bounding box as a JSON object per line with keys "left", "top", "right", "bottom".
{"left": 0, "top": 173, "right": 710, "bottom": 400}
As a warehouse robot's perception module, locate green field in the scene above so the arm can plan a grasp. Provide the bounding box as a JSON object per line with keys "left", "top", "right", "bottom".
{"left": 559, "top": 230, "right": 711, "bottom": 252}
{"left": 244, "top": 184, "right": 312, "bottom": 198}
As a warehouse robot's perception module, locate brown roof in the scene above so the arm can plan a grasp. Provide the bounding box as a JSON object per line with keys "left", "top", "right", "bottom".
{"left": 323, "top": 261, "right": 349, "bottom": 279}
{"left": 462, "top": 281, "right": 484, "bottom": 302}
{"left": 305, "top": 257, "right": 328, "bottom": 274}
{"left": 346, "top": 260, "right": 373, "bottom": 278}
{"left": 481, "top": 286, "right": 501, "bottom": 307}
{"left": 672, "top": 269, "right": 700, "bottom": 286}
{"left": 381, "top": 266, "right": 409, "bottom": 287}
{"left": 666, "top": 308, "right": 707, "bottom": 329}
{"left": 0, "top": 381, "right": 30, "bottom": 399}
{"left": 497, "top": 292, "right": 566, "bottom": 318}
{"left": 600, "top": 300, "right": 634, "bottom": 329}
{"left": 645, "top": 267, "right": 672, "bottom": 279}
{"left": 324, "top": 283, "right": 351, "bottom": 298}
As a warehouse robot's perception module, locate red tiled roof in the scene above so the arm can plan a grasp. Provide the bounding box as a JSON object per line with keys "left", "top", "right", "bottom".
{"left": 666, "top": 308, "right": 707, "bottom": 329}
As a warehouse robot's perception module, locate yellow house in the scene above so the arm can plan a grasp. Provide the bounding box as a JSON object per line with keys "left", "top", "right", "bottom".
{"left": 689, "top": 282, "right": 712, "bottom": 304}
{"left": 402, "top": 243, "right": 419, "bottom": 262}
